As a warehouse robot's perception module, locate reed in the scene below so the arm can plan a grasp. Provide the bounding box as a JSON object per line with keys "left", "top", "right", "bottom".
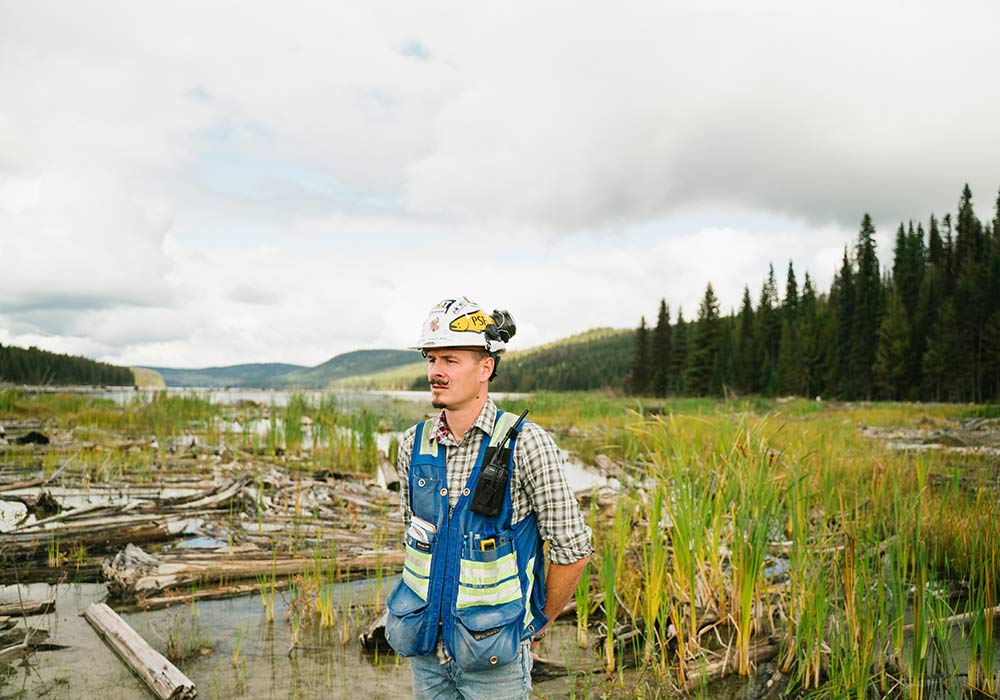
{"left": 640, "top": 484, "right": 667, "bottom": 668}
{"left": 598, "top": 538, "right": 618, "bottom": 674}
{"left": 727, "top": 424, "right": 782, "bottom": 677}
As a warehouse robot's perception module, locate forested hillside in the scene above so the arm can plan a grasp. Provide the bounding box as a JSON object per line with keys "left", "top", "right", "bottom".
{"left": 0, "top": 344, "right": 134, "bottom": 386}
{"left": 488, "top": 328, "right": 631, "bottom": 392}
{"left": 628, "top": 184, "right": 1000, "bottom": 402}
{"left": 336, "top": 329, "right": 632, "bottom": 392}
{"left": 273, "top": 349, "right": 420, "bottom": 388}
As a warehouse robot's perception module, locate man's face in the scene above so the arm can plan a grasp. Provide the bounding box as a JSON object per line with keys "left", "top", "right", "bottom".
{"left": 425, "top": 348, "right": 492, "bottom": 410}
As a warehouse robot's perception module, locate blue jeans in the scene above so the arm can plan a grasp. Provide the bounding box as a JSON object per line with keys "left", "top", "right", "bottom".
{"left": 408, "top": 640, "right": 533, "bottom": 699}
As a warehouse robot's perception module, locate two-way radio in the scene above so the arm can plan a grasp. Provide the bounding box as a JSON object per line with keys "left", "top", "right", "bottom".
{"left": 469, "top": 408, "right": 529, "bottom": 517}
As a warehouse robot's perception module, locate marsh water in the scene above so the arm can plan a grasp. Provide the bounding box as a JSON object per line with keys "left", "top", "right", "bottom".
{"left": 0, "top": 578, "right": 634, "bottom": 699}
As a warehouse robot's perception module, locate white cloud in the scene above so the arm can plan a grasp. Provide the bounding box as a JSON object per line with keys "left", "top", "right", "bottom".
{"left": 403, "top": 1, "right": 1000, "bottom": 230}
{"left": 0, "top": 171, "right": 174, "bottom": 311}
{"left": 0, "top": 1, "right": 996, "bottom": 369}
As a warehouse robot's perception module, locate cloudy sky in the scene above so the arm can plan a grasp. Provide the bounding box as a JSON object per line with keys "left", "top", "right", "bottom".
{"left": 2, "top": 1, "right": 998, "bottom": 369}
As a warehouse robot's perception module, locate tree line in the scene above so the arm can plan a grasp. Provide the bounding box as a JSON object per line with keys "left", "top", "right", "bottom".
{"left": 491, "top": 329, "right": 632, "bottom": 392}
{"left": 405, "top": 328, "right": 633, "bottom": 393}
{"left": 628, "top": 184, "right": 1000, "bottom": 402}
{"left": 0, "top": 343, "right": 135, "bottom": 387}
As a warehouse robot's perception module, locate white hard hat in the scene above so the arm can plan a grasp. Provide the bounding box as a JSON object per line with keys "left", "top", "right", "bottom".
{"left": 411, "top": 297, "right": 514, "bottom": 355}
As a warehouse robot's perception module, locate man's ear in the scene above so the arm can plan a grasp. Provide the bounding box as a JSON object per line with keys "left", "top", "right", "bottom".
{"left": 481, "top": 355, "right": 495, "bottom": 382}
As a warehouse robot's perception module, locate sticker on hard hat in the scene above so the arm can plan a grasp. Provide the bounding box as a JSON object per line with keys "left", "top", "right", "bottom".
{"left": 449, "top": 311, "right": 494, "bottom": 333}
{"left": 429, "top": 318, "right": 440, "bottom": 332}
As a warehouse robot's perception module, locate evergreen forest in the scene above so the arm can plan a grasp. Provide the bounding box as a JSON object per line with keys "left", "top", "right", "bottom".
{"left": 0, "top": 344, "right": 134, "bottom": 387}
{"left": 627, "top": 184, "right": 1000, "bottom": 402}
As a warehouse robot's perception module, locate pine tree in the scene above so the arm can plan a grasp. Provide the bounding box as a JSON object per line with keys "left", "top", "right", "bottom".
{"left": 828, "top": 247, "right": 855, "bottom": 397}
{"left": 669, "top": 309, "right": 688, "bottom": 395}
{"left": 734, "top": 286, "right": 755, "bottom": 393}
{"left": 955, "top": 183, "right": 983, "bottom": 268}
{"left": 776, "top": 261, "right": 804, "bottom": 394}
{"left": 650, "top": 299, "right": 672, "bottom": 396}
{"left": 754, "top": 265, "right": 781, "bottom": 395}
{"left": 893, "top": 222, "right": 922, "bottom": 320}
{"left": 852, "top": 214, "right": 881, "bottom": 399}
{"left": 629, "top": 316, "right": 650, "bottom": 395}
{"left": 717, "top": 316, "right": 737, "bottom": 395}
{"left": 952, "top": 185, "right": 987, "bottom": 401}
{"left": 873, "top": 288, "right": 911, "bottom": 399}
{"left": 942, "top": 213, "right": 956, "bottom": 294}
{"left": 685, "top": 283, "right": 722, "bottom": 396}
{"left": 799, "top": 273, "right": 822, "bottom": 397}
{"left": 923, "top": 300, "right": 962, "bottom": 401}
{"left": 927, "top": 214, "right": 944, "bottom": 268}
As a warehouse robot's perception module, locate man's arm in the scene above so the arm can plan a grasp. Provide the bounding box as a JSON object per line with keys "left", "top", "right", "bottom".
{"left": 533, "top": 556, "right": 589, "bottom": 647}
{"left": 395, "top": 428, "right": 415, "bottom": 525}
{"left": 513, "top": 423, "right": 594, "bottom": 649}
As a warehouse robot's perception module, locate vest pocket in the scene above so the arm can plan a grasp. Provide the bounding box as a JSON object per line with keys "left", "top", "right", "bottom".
{"left": 385, "top": 534, "right": 435, "bottom": 657}
{"left": 456, "top": 538, "right": 520, "bottom": 609}
{"left": 410, "top": 468, "right": 440, "bottom": 518}
{"left": 450, "top": 597, "right": 524, "bottom": 671}
{"left": 401, "top": 533, "right": 432, "bottom": 601}
{"left": 450, "top": 536, "right": 526, "bottom": 671}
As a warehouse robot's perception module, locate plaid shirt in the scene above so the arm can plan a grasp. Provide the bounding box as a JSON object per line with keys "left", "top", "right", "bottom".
{"left": 396, "top": 398, "right": 593, "bottom": 565}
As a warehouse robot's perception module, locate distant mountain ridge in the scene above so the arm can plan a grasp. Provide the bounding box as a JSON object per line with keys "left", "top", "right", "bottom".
{"left": 144, "top": 349, "right": 420, "bottom": 389}
{"left": 3, "top": 329, "right": 631, "bottom": 391}
{"left": 145, "top": 363, "right": 307, "bottom": 388}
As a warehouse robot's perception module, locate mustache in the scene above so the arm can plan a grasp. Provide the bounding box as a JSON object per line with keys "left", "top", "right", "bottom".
{"left": 430, "top": 379, "right": 449, "bottom": 388}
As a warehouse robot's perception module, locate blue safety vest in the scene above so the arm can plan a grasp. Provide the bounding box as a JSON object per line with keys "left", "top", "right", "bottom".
{"left": 384, "top": 410, "right": 548, "bottom": 671}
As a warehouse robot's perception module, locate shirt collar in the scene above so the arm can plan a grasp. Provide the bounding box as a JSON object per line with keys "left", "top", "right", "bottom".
{"left": 433, "top": 398, "right": 497, "bottom": 444}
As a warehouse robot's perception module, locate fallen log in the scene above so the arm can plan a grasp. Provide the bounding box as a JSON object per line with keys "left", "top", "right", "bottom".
{"left": 151, "top": 476, "right": 250, "bottom": 512}
{"left": 104, "top": 544, "right": 405, "bottom": 601}
{"left": 10, "top": 501, "right": 109, "bottom": 531}
{"left": 0, "top": 477, "right": 47, "bottom": 493}
{"left": 0, "top": 597, "right": 55, "bottom": 616}
{"left": 681, "top": 635, "right": 781, "bottom": 695}
{"left": 0, "top": 626, "right": 65, "bottom": 654}
{"left": 130, "top": 580, "right": 290, "bottom": 612}
{"left": 901, "top": 603, "right": 1000, "bottom": 636}
{"left": 84, "top": 602, "right": 196, "bottom": 700}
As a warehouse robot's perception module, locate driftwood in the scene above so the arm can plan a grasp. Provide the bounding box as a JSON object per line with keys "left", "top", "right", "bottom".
{"left": 901, "top": 603, "right": 1000, "bottom": 636}
{"left": 0, "top": 626, "right": 67, "bottom": 660}
{"left": 0, "top": 477, "right": 48, "bottom": 493}
{"left": 84, "top": 602, "right": 196, "bottom": 700}
{"left": 359, "top": 608, "right": 389, "bottom": 652}
{"left": 133, "top": 580, "right": 290, "bottom": 611}
{"left": 150, "top": 476, "right": 250, "bottom": 511}
{"left": 681, "top": 635, "right": 782, "bottom": 694}
{"left": 0, "top": 597, "right": 55, "bottom": 616}
{"left": 104, "top": 543, "right": 404, "bottom": 602}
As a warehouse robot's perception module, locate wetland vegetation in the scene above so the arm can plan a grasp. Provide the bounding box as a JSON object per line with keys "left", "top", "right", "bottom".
{"left": 1, "top": 387, "right": 998, "bottom": 698}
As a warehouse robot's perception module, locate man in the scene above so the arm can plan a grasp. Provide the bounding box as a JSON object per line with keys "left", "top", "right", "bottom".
{"left": 384, "top": 296, "right": 592, "bottom": 700}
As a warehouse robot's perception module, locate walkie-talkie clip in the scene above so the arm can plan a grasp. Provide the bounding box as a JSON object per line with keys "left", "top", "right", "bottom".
{"left": 469, "top": 409, "right": 529, "bottom": 517}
